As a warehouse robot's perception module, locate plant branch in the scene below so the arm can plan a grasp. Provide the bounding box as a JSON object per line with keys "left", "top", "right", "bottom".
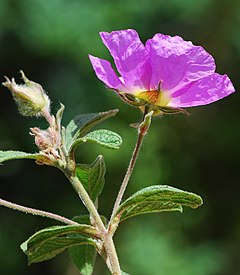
{"left": 67, "top": 174, "right": 121, "bottom": 275}
{"left": 0, "top": 198, "right": 79, "bottom": 226}
{"left": 104, "top": 235, "right": 121, "bottom": 274}
{"left": 68, "top": 175, "right": 107, "bottom": 233}
{"left": 110, "top": 110, "right": 153, "bottom": 222}
{"left": 110, "top": 131, "right": 144, "bottom": 221}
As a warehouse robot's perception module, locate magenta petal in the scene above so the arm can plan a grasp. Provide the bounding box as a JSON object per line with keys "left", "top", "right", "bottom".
{"left": 146, "top": 34, "right": 216, "bottom": 91}
{"left": 100, "top": 29, "right": 150, "bottom": 90}
{"left": 89, "top": 55, "right": 124, "bottom": 90}
{"left": 169, "top": 73, "right": 235, "bottom": 107}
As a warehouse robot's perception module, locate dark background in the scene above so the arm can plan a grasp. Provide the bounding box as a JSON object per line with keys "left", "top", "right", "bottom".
{"left": 0, "top": 0, "right": 239, "bottom": 274}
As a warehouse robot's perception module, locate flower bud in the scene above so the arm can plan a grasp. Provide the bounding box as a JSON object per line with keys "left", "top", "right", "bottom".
{"left": 2, "top": 71, "right": 51, "bottom": 118}
{"left": 30, "top": 124, "right": 61, "bottom": 159}
{"left": 30, "top": 127, "right": 55, "bottom": 152}
{"left": 139, "top": 110, "right": 154, "bottom": 136}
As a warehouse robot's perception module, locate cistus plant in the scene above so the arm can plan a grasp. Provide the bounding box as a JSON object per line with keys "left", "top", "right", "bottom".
{"left": 0, "top": 29, "right": 235, "bottom": 275}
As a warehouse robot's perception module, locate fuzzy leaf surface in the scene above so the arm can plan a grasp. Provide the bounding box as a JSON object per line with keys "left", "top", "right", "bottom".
{"left": 0, "top": 150, "right": 41, "bottom": 164}
{"left": 72, "top": 129, "right": 122, "bottom": 151}
{"left": 65, "top": 109, "right": 118, "bottom": 151}
{"left": 114, "top": 185, "right": 203, "bottom": 222}
{"left": 20, "top": 225, "right": 99, "bottom": 264}
{"left": 69, "top": 216, "right": 99, "bottom": 275}
{"left": 76, "top": 155, "right": 106, "bottom": 202}
{"left": 22, "top": 235, "right": 96, "bottom": 264}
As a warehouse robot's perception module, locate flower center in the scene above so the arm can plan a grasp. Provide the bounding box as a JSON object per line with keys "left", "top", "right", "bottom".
{"left": 135, "top": 89, "right": 170, "bottom": 107}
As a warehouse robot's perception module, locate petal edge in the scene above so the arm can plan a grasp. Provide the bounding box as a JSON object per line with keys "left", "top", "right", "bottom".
{"left": 89, "top": 55, "right": 123, "bottom": 90}
{"left": 168, "top": 73, "right": 235, "bottom": 107}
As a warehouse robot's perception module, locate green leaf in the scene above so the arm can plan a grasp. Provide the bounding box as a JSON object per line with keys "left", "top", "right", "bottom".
{"left": 23, "top": 235, "right": 96, "bottom": 264}
{"left": 76, "top": 155, "right": 106, "bottom": 202}
{"left": 65, "top": 109, "right": 118, "bottom": 151}
{"left": 72, "top": 129, "right": 122, "bottom": 151}
{"left": 69, "top": 216, "right": 100, "bottom": 275}
{"left": 69, "top": 242, "right": 96, "bottom": 275}
{"left": 21, "top": 225, "right": 99, "bottom": 264}
{"left": 114, "top": 185, "right": 203, "bottom": 222}
{"left": 22, "top": 225, "right": 99, "bottom": 251}
{"left": 0, "top": 150, "right": 41, "bottom": 164}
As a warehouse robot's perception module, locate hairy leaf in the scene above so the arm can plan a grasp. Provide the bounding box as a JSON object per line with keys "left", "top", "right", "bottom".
{"left": 0, "top": 150, "right": 41, "bottom": 164}
{"left": 69, "top": 216, "right": 99, "bottom": 275}
{"left": 65, "top": 109, "right": 118, "bottom": 151}
{"left": 22, "top": 235, "right": 96, "bottom": 264}
{"left": 114, "top": 185, "right": 203, "bottom": 222}
{"left": 72, "top": 129, "right": 122, "bottom": 151}
{"left": 20, "top": 224, "right": 99, "bottom": 264}
{"left": 76, "top": 155, "right": 106, "bottom": 202}
{"left": 69, "top": 243, "right": 96, "bottom": 275}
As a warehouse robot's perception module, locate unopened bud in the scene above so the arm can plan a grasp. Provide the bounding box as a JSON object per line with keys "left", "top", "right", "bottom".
{"left": 30, "top": 124, "right": 61, "bottom": 159}
{"left": 139, "top": 110, "right": 154, "bottom": 136}
{"left": 30, "top": 127, "right": 55, "bottom": 151}
{"left": 2, "top": 71, "right": 51, "bottom": 118}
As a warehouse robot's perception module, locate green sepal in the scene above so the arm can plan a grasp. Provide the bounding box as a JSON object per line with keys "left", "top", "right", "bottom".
{"left": 76, "top": 155, "right": 106, "bottom": 203}
{"left": 0, "top": 150, "right": 41, "bottom": 164}
{"left": 20, "top": 225, "right": 98, "bottom": 264}
{"left": 113, "top": 185, "right": 203, "bottom": 222}
{"left": 65, "top": 109, "right": 118, "bottom": 151}
{"left": 55, "top": 103, "right": 65, "bottom": 128}
{"left": 157, "top": 106, "right": 190, "bottom": 115}
{"left": 72, "top": 129, "right": 122, "bottom": 151}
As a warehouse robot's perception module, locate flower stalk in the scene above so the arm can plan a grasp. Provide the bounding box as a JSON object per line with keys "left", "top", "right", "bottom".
{"left": 110, "top": 110, "right": 154, "bottom": 224}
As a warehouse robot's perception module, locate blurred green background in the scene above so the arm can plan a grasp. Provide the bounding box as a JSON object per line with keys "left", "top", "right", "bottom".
{"left": 0, "top": 0, "right": 239, "bottom": 274}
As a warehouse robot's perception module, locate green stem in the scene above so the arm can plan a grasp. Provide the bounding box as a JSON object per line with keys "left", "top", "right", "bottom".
{"left": 69, "top": 175, "right": 106, "bottom": 233}
{"left": 104, "top": 235, "right": 121, "bottom": 274}
{"left": 0, "top": 198, "right": 79, "bottom": 226}
{"left": 68, "top": 174, "right": 121, "bottom": 275}
{"left": 110, "top": 131, "right": 144, "bottom": 220}
{"left": 110, "top": 110, "right": 153, "bottom": 223}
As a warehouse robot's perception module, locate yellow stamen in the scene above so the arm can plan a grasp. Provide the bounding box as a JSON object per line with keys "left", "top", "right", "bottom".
{"left": 135, "top": 89, "right": 170, "bottom": 107}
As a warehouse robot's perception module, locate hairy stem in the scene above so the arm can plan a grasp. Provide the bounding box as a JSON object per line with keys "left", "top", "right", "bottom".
{"left": 68, "top": 174, "right": 121, "bottom": 274}
{"left": 110, "top": 130, "right": 145, "bottom": 220}
{"left": 104, "top": 235, "right": 121, "bottom": 274}
{"left": 69, "top": 175, "right": 107, "bottom": 233}
{"left": 110, "top": 110, "right": 153, "bottom": 222}
{"left": 0, "top": 198, "right": 79, "bottom": 226}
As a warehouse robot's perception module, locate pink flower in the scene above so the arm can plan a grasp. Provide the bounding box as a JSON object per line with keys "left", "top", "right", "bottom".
{"left": 89, "top": 29, "right": 235, "bottom": 113}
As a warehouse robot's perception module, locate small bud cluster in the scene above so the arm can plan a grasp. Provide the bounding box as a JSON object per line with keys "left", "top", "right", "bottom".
{"left": 30, "top": 124, "right": 61, "bottom": 158}
{"left": 2, "top": 72, "right": 65, "bottom": 166}
{"left": 29, "top": 105, "right": 65, "bottom": 166}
